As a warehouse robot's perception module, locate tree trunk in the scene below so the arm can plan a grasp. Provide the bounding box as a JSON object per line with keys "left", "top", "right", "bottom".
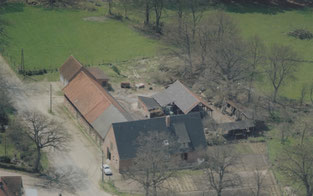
{"left": 145, "top": 0, "right": 150, "bottom": 25}
{"left": 152, "top": 184, "right": 157, "bottom": 196}
{"left": 108, "top": 0, "right": 113, "bottom": 15}
{"left": 177, "top": 0, "right": 183, "bottom": 34}
{"left": 273, "top": 87, "right": 278, "bottom": 103}
{"left": 35, "top": 147, "right": 41, "bottom": 172}
{"left": 144, "top": 186, "right": 150, "bottom": 196}
{"left": 155, "top": 15, "right": 160, "bottom": 33}
{"left": 248, "top": 76, "right": 253, "bottom": 103}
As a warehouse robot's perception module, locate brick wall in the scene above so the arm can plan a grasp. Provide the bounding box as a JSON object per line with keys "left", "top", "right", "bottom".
{"left": 64, "top": 96, "right": 103, "bottom": 146}
{"left": 102, "top": 127, "right": 120, "bottom": 170}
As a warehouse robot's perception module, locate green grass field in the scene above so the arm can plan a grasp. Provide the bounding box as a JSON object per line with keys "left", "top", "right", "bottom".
{"left": 229, "top": 9, "right": 313, "bottom": 100}
{"left": 1, "top": 3, "right": 313, "bottom": 99}
{"left": 0, "top": 3, "right": 160, "bottom": 74}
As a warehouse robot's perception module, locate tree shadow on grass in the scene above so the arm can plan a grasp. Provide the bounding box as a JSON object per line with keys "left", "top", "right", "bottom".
{"left": 0, "top": 3, "right": 25, "bottom": 14}
{"left": 216, "top": 1, "right": 305, "bottom": 15}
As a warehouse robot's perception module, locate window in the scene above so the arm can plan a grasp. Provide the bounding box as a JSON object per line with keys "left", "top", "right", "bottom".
{"left": 163, "top": 140, "right": 169, "bottom": 146}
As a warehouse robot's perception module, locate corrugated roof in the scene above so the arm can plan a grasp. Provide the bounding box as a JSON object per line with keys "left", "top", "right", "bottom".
{"left": 153, "top": 80, "right": 213, "bottom": 114}
{"left": 63, "top": 71, "right": 132, "bottom": 138}
{"left": 59, "top": 56, "right": 83, "bottom": 82}
{"left": 86, "top": 67, "right": 109, "bottom": 80}
{"left": 112, "top": 113, "right": 206, "bottom": 160}
{"left": 138, "top": 96, "right": 160, "bottom": 110}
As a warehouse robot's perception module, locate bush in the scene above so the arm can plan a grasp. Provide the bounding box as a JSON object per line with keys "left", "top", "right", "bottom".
{"left": 111, "top": 65, "right": 120, "bottom": 75}
{"left": 0, "top": 156, "right": 11, "bottom": 163}
{"left": 288, "top": 28, "right": 313, "bottom": 40}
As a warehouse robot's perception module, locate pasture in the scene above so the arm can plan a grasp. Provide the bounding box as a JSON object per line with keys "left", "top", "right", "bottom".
{"left": 1, "top": 2, "right": 313, "bottom": 99}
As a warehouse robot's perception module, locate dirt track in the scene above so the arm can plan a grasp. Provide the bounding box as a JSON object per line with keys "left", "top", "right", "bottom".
{"left": 0, "top": 55, "right": 110, "bottom": 196}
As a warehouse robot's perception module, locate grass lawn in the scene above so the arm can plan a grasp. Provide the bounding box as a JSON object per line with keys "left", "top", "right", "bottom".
{"left": 0, "top": 3, "right": 160, "bottom": 79}
{"left": 230, "top": 9, "right": 313, "bottom": 100}
{"left": 1, "top": 3, "right": 313, "bottom": 99}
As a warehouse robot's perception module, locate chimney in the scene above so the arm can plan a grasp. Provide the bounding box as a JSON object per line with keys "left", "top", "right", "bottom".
{"left": 165, "top": 115, "right": 170, "bottom": 127}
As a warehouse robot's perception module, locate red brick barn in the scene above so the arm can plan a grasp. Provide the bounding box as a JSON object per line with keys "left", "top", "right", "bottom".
{"left": 63, "top": 71, "right": 132, "bottom": 145}
{"left": 59, "top": 56, "right": 83, "bottom": 87}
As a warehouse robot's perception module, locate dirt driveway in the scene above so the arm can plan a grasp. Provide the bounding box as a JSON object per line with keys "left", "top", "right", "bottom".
{"left": 0, "top": 55, "right": 110, "bottom": 196}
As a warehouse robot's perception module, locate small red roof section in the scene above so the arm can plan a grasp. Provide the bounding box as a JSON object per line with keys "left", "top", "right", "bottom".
{"left": 0, "top": 176, "right": 23, "bottom": 196}
{"left": 59, "top": 56, "right": 83, "bottom": 82}
{"left": 63, "top": 71, "right": 130, "bottom": 123}
{"left": 86, "top": 67, "right": 109, "bottom": 81}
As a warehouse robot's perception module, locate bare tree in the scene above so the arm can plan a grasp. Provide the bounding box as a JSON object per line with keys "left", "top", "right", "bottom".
{"left": 21, "top": 111, "right": 70, "bottom": 172}
{"left": 300, "top": 84, "right": 308, "bottom": 106}
{"left": 246, "top": 35, "right": 265, "bottom": 103}
{"left": 201, "top": 145, "right": 240, "bottom": 196}
{"left": 277, "top": 121, "right": 313, "bottom": 196}
{"left": 151, "top": 0, "right": 164, "bottom": 33}
{"left": 310, "top": 83, "right": 313, "bottom": 105}
{"left": 0, "top": 75, "right": 13, "bottom": 131}
{"left": 204, "top": 37, "right": 249, "bottom": 100}
{"left": 249, "top": 168, "right": 266, "bottom": 196}
{"left": 123, "top": 131, "right": 179, "bottom": 196}
{"left": 265, "top": 44, "right": 300, "bottom": 103}
{"left": 0, "top": 18, "right": 8, "bottom": 49}
{"left": 108, "top": 0, "right": 113, "bottom": 15}
{"left": 119, "top": 0, "right": 130, "bottom": 18}
{"left": 186, "top": 0, "right": 204, "bottom": 39}
{"left": 163, "top": 18, "right": 198, "bottom": 81}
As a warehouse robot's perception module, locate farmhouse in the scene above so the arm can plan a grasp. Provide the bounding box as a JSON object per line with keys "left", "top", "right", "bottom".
{"left": 59, "top": 56, "right": 110, "bottom": 87}
{"left": 138, "top": 80, "right": 213, "bottom": 118}
{"left": 103, "top": 112, "right": 207, "bottom": 172}
{"left": 63, "top": 70, "right": 132, "bottom": 145}
{"left": 0, "top": 176, "right": 23, "bottom": 196}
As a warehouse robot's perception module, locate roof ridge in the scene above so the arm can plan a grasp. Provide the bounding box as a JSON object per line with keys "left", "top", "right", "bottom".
{"left": 69, "top": 55, "right": 83, "bottom": 67}
{"left": 81, "top": 71, "right": 131, "bottom": 120}
{"left": 176, "top": 80, "right": 214, "bottom": 111}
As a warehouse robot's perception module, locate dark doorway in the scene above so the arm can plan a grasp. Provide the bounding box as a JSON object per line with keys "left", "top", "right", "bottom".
{"left": 107, "top": 147, "right": 111, "bottom": 160}
{"left": 181, "top": 153, "right": 188, "bottom": 161}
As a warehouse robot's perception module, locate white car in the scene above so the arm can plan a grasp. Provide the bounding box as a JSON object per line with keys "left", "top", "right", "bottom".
{"left": 101, "top": 164, "right": 112, "bottom": 176}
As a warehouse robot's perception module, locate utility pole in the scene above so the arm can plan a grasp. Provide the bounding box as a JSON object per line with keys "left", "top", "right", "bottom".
{"left": 21, "top": 48, "right": 24, "bottom": 75}
{"left": 4, "top": 133, "right": 7, "bottom": 156}
{"left": 102, "top": 150, "right": 104, "bottom": 183}
{"left": 50, "top": 83, "right": 52, "bottom": 113}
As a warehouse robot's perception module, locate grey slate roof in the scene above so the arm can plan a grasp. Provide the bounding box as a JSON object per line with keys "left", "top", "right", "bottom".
{"left": 218, "top": 120, "right": 255, "bottom": 134}
{"left": 138, "top": 96, "right": 161, "bottom": 110}
{"left": 91, "top": 105, "right": 129, "bottom": 138}
{"left": 112, "top": 112, "right": 207, "bottom": 160}
{"left": 152, "top": 80, "right": 205, "bottom": 114}
{"left": 173, "top": 122, "right": 191, "bottom": 144}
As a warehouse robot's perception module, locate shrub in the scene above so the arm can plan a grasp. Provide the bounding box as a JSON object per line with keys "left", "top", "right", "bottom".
{"left": 111, "top": 65, "right": 120, "bottom": 75}
{"left": 0, "top": 156, "right": 11, "bottom": 163}
{"left": 288, "top": 28, "right": 313, "bottom": 40}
